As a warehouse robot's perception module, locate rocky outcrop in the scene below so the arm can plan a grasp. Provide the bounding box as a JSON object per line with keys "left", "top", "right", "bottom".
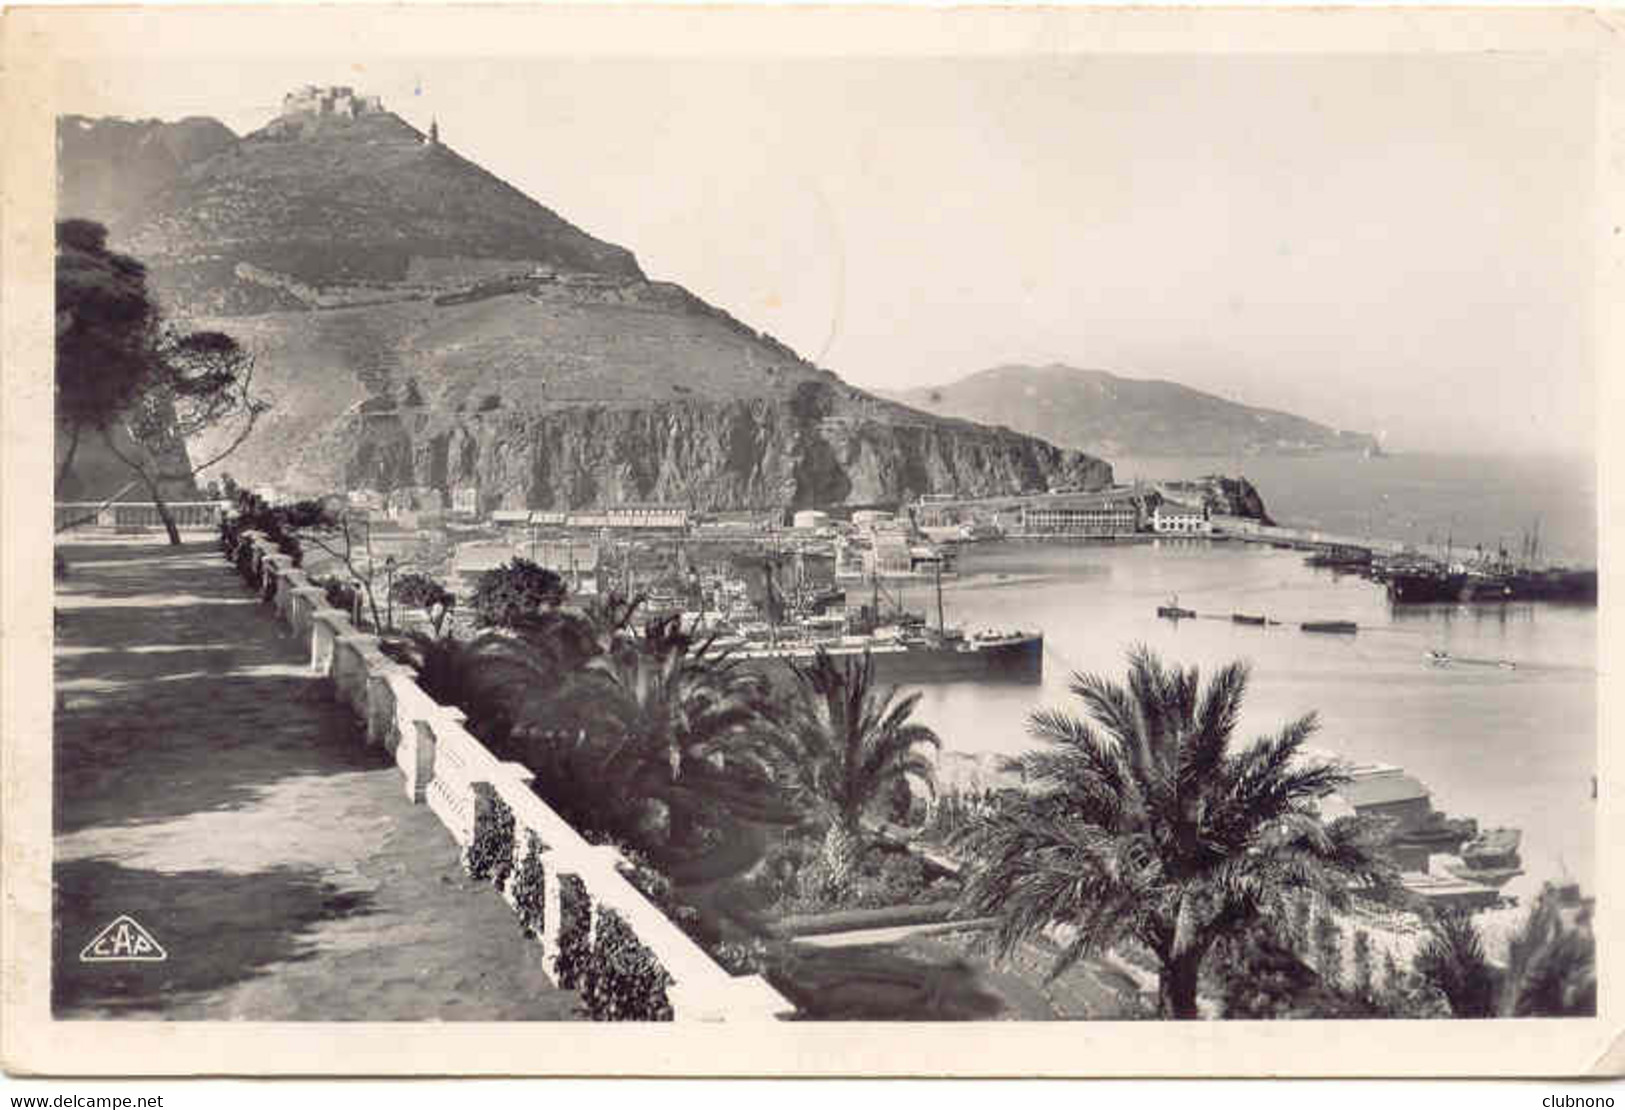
{"left": 1211, "top": 476, "right": 1274, "bottom": 524}
{"left": 305, "top": 398, "right": 1110, "bottom": 512}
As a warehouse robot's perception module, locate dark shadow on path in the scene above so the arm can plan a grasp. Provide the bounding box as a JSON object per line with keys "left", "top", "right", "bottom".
{"left": 54, "top": 668, "right": 387, "bottom": 834}
{"left": 54, "top": 857, "right": 375, "bottom": 1017}
{"left": 53, "top": 542, "right": 390, "bottom": 835}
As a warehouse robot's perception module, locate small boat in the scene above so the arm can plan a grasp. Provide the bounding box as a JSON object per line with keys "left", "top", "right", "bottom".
{"left": 1301, "top": 620, "right": 1357, "bottom": 634}
{"left": 1498, "top": 660, "right": 1517, "bottom": 670}
{"left": 1157, "top": 595, "right": 1196, "bottom": 620}
{"left": 1231, "top": 613, "right": 1267, "bottom": 626}
{"left": 1426, "top": 649, "right": 1452, "bottom": 665}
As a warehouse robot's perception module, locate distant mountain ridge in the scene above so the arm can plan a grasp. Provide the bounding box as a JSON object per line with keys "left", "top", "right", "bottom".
{"left": 886, "top": 364, "right": 1379, "bottom": 459}
{"left": 55, "top": 96, "right": 1112, "bottom": 509}
{"left": 57, "top": 115, "right": 238, "bottom": 236}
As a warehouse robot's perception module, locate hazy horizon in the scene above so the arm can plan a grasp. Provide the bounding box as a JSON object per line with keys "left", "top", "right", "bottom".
{"left": 57, "top": 54, "right": 1598, "bottom": 458}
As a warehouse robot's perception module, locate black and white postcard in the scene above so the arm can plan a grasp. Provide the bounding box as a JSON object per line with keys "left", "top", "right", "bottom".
{"left": 3, "top": 3, "right": 1620, "bottom": 1078}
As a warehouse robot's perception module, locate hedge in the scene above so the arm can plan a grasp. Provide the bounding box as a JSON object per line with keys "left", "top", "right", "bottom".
{"left": 465, "top": 783, "right": 516, "bottom": 888}
{"left": 512, "top": 830, "right": 547, "bottom": 939}
{"left": 555, "top": 874, "right": 591, "bottom": 991}
{"left": 581, "top": 906, "right": 674, "bottom": 1021}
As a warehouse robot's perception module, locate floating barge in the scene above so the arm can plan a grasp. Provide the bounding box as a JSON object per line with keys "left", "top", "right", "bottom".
{"left": 1301, "top": 620, "right": 1358, "bottom": 634}
{"left": 735, "top": 629, "right": 1044, "bottom": 686}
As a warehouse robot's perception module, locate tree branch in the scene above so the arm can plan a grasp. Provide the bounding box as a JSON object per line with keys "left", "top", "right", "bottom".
{"left": 55, "top": 423, "right": 83, "bottom": 493}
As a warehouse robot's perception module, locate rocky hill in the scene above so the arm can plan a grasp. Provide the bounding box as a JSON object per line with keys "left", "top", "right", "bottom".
{"left": 888, "top": 364, "right": 1379, "bottom": 459}
{"left": 57, "top": 97, "right": 1110, "bottom": 510}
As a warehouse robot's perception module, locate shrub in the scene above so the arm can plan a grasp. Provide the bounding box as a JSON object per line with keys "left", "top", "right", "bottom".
{"left": 314, "top": 574, "right": 360, "bottom": 617}
{"left": 512, "top": 830, "right": 548, "bottom": 939}
{"left": 469, "top": 557, "right": 566, "bottom": 628}
{"left": 555, "top": 874, "right": 592, "bottom": 991}
{"left": 465, "top": 783, "right": 516, "bottom": 888}
{"left": 581, "top": 907, "right": 674, "bottom": 1021}
{"left": 390, "top": 571, "right": 455, "bottom": 635}
{"left": 761, "top": 835, "right": 959, "bottom": 915}
{"left": 921, "top": 786, "right": 996, "bottom": 845}
{"left": 275, "top": 533, "right": 304, "bottom": 566}
{"left": 615, "top": 846, "right": 701, "bottom": 934}
{"left": 1351, "top": 929, "right": 1374, "bottom": 1000}
{"left": 1217, "top": 924, "right": 1345, "bottom": 1019}
{"left": 1312, "top": 907, "right": 1344, "bottom": 989}
{"left": 711, "top": 938, "right": 770, "bottom": 977}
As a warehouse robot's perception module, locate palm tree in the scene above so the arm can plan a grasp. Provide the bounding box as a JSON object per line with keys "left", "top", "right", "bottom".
{"left": 1416, "top": 886, "right": 1596, "bottom": 1017}
{"left": 1412, "top": 911, "right": 1498, "bottom": 1017}
{"left": 775, "top": 649, "right": 942, "bottom": 895}
{"left": 529, "top": 613, "right": 790, "bottom": 847}
{"left": 378, "top": 627, "right": 559, "bottom": 747}
{"left": 952, "top": 645, "right": 1392, "bottom": 1019}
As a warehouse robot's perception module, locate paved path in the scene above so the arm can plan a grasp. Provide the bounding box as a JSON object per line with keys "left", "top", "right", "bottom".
{"left": 53, "top": 540, "right": 580, "bottom": 1020}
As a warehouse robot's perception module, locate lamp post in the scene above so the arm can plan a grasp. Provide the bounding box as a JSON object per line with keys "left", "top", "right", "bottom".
{"left": 384, "top": 555, "right": 398, "bottom": 632}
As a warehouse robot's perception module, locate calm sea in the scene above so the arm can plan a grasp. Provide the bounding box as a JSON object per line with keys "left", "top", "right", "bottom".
{"left": 1114, "top": 452, "right": 1598, "bottom": 566}
{"left": 911, "top": 455, "right": 1598, "bottom": 900}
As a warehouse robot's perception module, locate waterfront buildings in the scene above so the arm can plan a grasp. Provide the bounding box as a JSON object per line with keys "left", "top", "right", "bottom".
{"left": 1151, "top": 499, "right": 1213, "bottom": 535}
{"left": 1334, "top": 764, "right": 1434, "bottom": 838}
{"left": 478, "top": 504, "right": 690, "bottom": 532}
{"left": 1020, "top": 492, "right": 1142, "bottom": 536}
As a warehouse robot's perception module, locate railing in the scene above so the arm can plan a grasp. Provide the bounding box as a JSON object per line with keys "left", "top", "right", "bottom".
{"left": 56, "top": 500, "right": 230, "bottom": 531}
{"left": 232, "top": 529, "right": 795, "bottom": 1022}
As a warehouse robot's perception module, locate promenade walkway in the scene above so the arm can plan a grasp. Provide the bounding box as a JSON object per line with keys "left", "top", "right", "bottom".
{"left": 52, "top": 539, "right": 580, "bottom": 1020}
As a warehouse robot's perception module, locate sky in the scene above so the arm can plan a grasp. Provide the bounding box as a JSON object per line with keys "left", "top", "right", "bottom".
{"left": 57, "top": 52, "right": 1599, "bottom": 457}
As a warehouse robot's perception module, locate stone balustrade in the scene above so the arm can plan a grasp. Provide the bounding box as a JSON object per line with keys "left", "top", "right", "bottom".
{"left": 55, "top": 499, "right": 229, "bottom": 531}
{"left": 226, "top": 530, "right": 795, "bottom": 1022}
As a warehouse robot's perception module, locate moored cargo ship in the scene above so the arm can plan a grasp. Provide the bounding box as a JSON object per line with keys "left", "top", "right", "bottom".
{"left": 724, "top": 553, "right": 1044, "bottom": 684}
{"left": 1386, "top": 569, "right": 1514, "bottom": 604}
{"left": 1505, "top": 566, "right": 1597, "bottom": 603}
{"left": 1384, "top": 566, "right": 1596, "bottom": 604}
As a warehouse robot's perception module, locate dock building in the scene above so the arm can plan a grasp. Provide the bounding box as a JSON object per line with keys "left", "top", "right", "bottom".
{"left": 1020, "top": 492, "right": 1142, "bottom": 536}
{"left": 1151, "top": 499, "right": 1212, "bottom": 535}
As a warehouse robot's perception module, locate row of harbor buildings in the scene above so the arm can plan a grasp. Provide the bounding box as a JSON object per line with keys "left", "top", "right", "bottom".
{"left": 259, "top": 475, "right": 1226, "bottom": 542}
{"left": 913, "top": 483, "right": 1217, "bottom": 539}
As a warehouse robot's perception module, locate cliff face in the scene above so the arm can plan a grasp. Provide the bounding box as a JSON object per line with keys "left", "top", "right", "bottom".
{"left": 65, "top": 99, "right": 1112, "bottom": 509}
{"left": 276, "top": 391, "right": 1110, "bottom": 512}
{"left": 178, "top": 274, "right": 1113, "bottom": 509}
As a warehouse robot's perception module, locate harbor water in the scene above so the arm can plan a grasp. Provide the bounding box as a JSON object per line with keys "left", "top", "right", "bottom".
{"left": 1111, "top": 452, "right": 1598, "bottom": 565}
{"left": 912, "top": 538, "right": 1597, "bottom": 900}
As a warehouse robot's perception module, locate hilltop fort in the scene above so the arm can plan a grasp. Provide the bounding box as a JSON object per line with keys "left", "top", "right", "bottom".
{"left": 281, "top": 84, "right": 384, "bottom": 119}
